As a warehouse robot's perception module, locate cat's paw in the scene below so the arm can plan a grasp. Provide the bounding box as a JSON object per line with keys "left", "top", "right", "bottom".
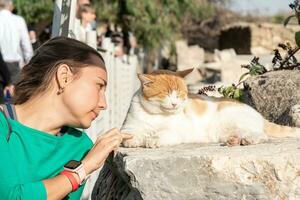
{"left": 121, "top": 135, "right": 144, "bottom": 148}
{"left": 240, "top": 133, "right": 268, "bottom": 146}
{"left": 225, "top": 135, "right": 241, "bottom": 146}
{"left": 225, "top": 133, "right": 268, "bottom": 146}
{"left": 144, "top": 136, "right": 161, "bottom": 148}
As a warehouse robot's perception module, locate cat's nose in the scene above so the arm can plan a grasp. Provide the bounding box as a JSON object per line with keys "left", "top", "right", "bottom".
{"left": 172, "top": 103, "right": 177, "bottom": 108}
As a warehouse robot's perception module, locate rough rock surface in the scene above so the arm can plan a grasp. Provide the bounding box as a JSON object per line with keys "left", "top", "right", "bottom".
{"left": 92, "top": 138, "right": 300, "bottom": 200}
{"left": 243, "top": 70, "right": 300, "bottom": 126}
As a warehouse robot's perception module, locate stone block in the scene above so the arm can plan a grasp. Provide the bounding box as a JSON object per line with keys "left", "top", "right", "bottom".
{"left": 92, "top": 138, "right": 300, "bottom": 200}
{"left": 214, "top": 49, "right": 236, "bottom": 63}
{"left": 176, "top": 40, "right": 205, "bottom": 71}
{"left": 243, "top": 70, "right": 300, "bottom": 126}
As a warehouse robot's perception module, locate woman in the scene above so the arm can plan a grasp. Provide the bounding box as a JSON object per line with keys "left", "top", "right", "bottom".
{"left": 75, "top": 4, "right": 96, "bottom": 43}
{"left": 0, "top": 36, "right": 132, "bottom": 200}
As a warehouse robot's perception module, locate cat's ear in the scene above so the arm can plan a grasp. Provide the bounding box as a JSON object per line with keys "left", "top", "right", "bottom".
{"left": 138, "top": 74, "right": 154, "bottom": 86}
{"left": 176, "top": 68, "right": 194, "bottom": 78}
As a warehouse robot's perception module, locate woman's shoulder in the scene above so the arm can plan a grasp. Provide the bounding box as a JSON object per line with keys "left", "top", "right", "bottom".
{"left": 64, "top": 127, "right": 93, "bottom": 148}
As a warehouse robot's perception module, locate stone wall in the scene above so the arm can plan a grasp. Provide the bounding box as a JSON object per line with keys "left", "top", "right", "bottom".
{"left": 221, "top": 22, "right": 300, "bottom": 55}
{"left": 183, "top": 20, "right": 300, "bottom": 55}
{"left": 92, "top": 139, "right": 300, "bottom": 200}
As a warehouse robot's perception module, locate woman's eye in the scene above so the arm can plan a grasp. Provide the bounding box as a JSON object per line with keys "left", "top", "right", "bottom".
{"left": 97, "top": 84, "right": 103, "bottom": 90}
{"left": 98, "top": 84, "right": 106, "bottom": 92}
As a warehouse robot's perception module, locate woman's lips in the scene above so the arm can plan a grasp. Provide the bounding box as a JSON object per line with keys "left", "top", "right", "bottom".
{"left": 91, "top": 111, "right": 99, "bottom": 119}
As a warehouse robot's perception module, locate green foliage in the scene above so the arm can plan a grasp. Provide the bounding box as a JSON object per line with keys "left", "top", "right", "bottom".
{"left": 287, "top": 0, "right": 300, "bottom": 25}
{"left": 241, "top": 57, "right": 267, "bottom": 76}
{"left": 14, "top": 0, "right": 53, "bottom": 25}
{"left": 218, "top": 85, "right": 244, "bottom": 101}
{"left": 217, "top": 63, "right": 248, "bottom": 101}
{"left": 284, "top": 15, "right": 296, "bottom": 26}
{"left": 272, "top": 42, "right": 300, "bottom": 70}
{"left": 217, "top": 57, "right": 267, "bottom": 101}
{"left": 94, "top": 0, "right": 215, "bottom": 50}
{"left": 295, "top": 31, "right": 300, "bottom": 47}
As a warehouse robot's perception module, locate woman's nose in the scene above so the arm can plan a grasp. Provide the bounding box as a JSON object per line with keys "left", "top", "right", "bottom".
{"left": 98, "top": 94, "right": 107, "bottom": 110}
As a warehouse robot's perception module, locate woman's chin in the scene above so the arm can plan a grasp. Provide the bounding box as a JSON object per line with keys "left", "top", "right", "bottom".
{"left": 78, "top": 119, "right": 93, "bottom": 129}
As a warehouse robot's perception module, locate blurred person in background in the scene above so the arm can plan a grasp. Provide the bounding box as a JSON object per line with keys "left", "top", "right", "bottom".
{"left": 75, "top": 4, "right": 96, "bottom": 43}
{"left": 0, "top": 0, "right": 33, "bottom": 83}
{"left": 128, "top": 32, "right": 139, "bottom": 56}
{"left": 28, "top": 27, "right": 41, "bottom": 51}
{"left": 111, "top": 32, "right": 125, "bottom": 57}
{"left": 97, "top": 20, "right": 111, "bottom": 47}
{"left": 0, "top": 51, "right": 11, "bottom": 103}
{"left": 76, "top": 0, "right": 90, "bottom": 14}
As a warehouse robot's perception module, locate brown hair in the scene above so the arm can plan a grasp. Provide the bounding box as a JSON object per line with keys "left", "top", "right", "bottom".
{"left": 13, "top": 36, "right": 105, "bottom": 104}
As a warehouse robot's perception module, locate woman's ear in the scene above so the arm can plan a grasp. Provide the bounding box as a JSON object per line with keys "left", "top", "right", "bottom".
{"left": 56, "top": 64, "right": 74, "bottom": 90}
{"left": 137, "top": 74, "right": 154, "bottom": 87}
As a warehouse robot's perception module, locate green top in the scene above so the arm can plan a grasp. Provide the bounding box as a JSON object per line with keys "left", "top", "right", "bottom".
{"left": 0, "top": 112, "right": 93, "bottom": 200}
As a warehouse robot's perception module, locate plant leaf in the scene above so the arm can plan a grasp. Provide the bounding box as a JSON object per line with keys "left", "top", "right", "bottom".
{"left": 295, "top": 31, "right": 300, "bottom": 47}
{"left": 238, "top": 72, "right": 250, "bottom": 83}
{"left": 284, "top": 15, "right": 295, "bottom": 26}
{"left": 233, "top": 89, "right": 242, "bottom": 100}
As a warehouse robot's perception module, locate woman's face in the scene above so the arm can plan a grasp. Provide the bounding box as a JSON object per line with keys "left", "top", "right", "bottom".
{"left": 82, "top": 11, "right": 96, "bottom": 23}
{"left": 62, "top": 66, "right": 107, "bottom": 128}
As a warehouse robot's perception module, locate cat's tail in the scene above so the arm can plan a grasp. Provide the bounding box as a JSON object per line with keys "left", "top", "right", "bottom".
{"left": 264, "top": 120, "right": 300, "bottom": 138}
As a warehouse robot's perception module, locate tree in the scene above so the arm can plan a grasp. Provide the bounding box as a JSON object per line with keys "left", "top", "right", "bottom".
{"left": 94, "top": 0, "right": 216, "bottom": 72}
{"left": 14, "top": 0, "right": 53, "bottom": 25}
{"left": 96, "top": 0, "right": 216, "bottom": 49}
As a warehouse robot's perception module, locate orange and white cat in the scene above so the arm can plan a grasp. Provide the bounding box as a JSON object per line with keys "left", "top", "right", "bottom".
{"left": 121, "top": 69, "right": 300, "bottom": 148}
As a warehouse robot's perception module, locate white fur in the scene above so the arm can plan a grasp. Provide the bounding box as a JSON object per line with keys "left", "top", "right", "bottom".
{"left": 121, "top": 91, "right": 268, "bottom": 148}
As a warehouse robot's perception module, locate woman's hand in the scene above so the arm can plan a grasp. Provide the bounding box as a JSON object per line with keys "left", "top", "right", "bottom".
{"left": 82, "top": 128, "right": 133, "bottom": 174}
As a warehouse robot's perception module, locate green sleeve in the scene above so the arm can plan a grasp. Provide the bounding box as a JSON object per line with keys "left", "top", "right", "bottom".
{"left": 0, "top": 113, "right": 47, "bottom": 199}
{"left": 0, "top": 138, "right": 47, "bottom": 199}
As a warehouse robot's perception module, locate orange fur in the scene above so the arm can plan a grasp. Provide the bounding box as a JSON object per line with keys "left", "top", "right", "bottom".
{"left": 264, "top": 120, "right": 298, "bottom": 138}
{"left": 216, "top": 99, "right": 243, "bottom": 111}
{"left": 141, "top": 73, "right": 188, "bottom": 100}
{"left": 187, "top": 95, "right": 208, "bottom": 115}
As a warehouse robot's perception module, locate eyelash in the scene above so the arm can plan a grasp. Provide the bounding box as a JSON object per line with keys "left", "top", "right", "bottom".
{"left": 97, "top": 84, "right": 104, "bottom": 89}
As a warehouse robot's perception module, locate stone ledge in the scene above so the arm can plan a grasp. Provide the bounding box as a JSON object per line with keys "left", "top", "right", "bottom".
{"left": 92, "top": 138, "right": 300, "bottom": 200}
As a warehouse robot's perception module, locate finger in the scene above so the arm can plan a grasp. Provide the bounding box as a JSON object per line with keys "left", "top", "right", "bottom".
{"left": 120, "top": 133, "right": 134, "bottom": 140}
{"left": 101, "top": 128, "right": 120, "bottom": 139}
{"left": 96, "top": 128, "right": 120, "bottom": 142}
{"left": 102, "top": 135, "right": 123, "bottom": 148}
{"left": 108, "top": 138, "right": 122, "bottom": 150}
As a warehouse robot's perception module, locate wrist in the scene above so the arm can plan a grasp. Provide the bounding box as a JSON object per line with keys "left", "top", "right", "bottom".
{"left": 71, "top": 171, "right": 80, "bottom": 184}
{"left": 60, "top": 171, "right": 79, "bottom": 192}
{"left": 81, "top": 159, "right": 93, "bottom": 175}
{"left": 64, "top": 160, "right": 89, "bottom": 185}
